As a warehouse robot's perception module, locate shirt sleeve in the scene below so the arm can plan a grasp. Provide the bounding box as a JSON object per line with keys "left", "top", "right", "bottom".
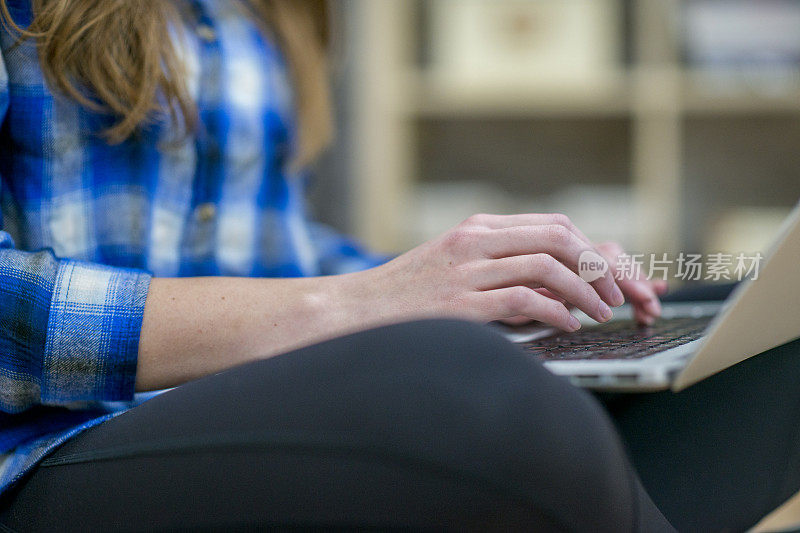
{"left": 307, "top": 222, "right": 392, "bottom": 276}
{"left": 0, "top": 54, "right": 152, "bottom": 415}
{"left": 0, "top": 234, "right": 152, "bottom": 414}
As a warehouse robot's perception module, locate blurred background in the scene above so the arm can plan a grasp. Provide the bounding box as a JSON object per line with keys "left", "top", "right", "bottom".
{"left": 310, "top": 0, "right": 800, "bottom": 264}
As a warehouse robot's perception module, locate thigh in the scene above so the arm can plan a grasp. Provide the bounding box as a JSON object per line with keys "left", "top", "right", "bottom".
{"left": 1, "top": 319, "right": 670, "bottom": 532}
{"left": 604, "top": 337, "right": 800, "bottom": 532}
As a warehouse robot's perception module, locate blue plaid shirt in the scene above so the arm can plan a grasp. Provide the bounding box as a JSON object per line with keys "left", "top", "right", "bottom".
{"left": 0, "top": 0, "right": 383, "bottom": 494}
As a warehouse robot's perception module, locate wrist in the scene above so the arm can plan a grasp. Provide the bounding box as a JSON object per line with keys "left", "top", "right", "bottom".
{"left": 306, "top": 269, "right": 386, "bottom": 338}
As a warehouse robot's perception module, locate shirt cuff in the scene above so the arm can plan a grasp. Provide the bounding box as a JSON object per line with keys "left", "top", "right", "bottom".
{"left": 41, "top": 259, "right": 152, "bottom": 405}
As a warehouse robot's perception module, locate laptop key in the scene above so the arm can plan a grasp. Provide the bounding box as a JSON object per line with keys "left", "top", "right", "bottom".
{"left": 524, "top": 316, "right": 713, "bottom": 362}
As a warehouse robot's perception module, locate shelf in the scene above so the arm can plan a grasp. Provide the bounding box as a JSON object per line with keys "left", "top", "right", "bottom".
{"left": 682, "top": 69, "right": 800, "bottom": 115}
{"left": 407, "top": 67, "right": 800, "bottom": 118}
{"left": 410, "top": 69, "right": 633, "bottom": 117}
{"left": 341, "top": 0, "right": 800, "bottom": 255}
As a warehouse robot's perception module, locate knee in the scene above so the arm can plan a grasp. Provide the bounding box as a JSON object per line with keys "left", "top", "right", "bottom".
{"left": 343, "top": 319, "right": 641, "bottom": 531}
{"left": 456, "top": 370, "right": 639, "bottom": 531}
{"left": 226, "top": 319, "right": 644, "bottom": 530}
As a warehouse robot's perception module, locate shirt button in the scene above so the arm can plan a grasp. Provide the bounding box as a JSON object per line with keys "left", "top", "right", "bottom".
{"left": 197, "top": 203, "right": 216, "bottom": 222}
{"left": 197, "top": 24, "right": 216, "bottom": 42}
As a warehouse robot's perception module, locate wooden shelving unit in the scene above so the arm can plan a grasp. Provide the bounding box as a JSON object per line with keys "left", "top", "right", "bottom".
{"left": 341, "top": 0, "right": 800, "bottom": 255}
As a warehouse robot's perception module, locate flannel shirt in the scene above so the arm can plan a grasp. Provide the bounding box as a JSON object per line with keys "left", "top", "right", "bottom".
{"left": 0, "top": 0, "right": 384, "bottom": 494}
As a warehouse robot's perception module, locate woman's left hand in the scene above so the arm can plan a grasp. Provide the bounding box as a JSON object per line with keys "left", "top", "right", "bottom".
{"left": 503, "top": 241, "right": 668, "bottom": 326}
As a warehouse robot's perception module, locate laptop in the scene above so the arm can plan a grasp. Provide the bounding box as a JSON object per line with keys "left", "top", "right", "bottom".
{"left": 500, "top": 202, "right": 800, "bottom": 392}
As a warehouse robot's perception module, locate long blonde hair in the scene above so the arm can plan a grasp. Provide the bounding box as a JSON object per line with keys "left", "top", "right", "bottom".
{"left": 0, "top": 0, "right": 332, "bottom": 167}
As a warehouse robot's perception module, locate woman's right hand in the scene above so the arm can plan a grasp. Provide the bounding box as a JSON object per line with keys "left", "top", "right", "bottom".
{"left": 138, "top": 213, "right": 628, "bottom": 391}
{"left": 348, "top": 213, "right": 626, "bottom": 332}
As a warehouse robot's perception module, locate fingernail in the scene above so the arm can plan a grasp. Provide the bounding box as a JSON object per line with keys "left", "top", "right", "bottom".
{"left": 611, "top": 284, "right": 625, "bottom": 307}
{"left": 599, "top": 301, "right": 613, "bottom": 322}
{"left": 568, "top": 315, "right": 581, "bottom": 331}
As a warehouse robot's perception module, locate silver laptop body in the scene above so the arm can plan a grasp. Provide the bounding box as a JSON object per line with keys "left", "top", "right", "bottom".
{"left": 502, "top": 202, "right": 800, "bottom": 392}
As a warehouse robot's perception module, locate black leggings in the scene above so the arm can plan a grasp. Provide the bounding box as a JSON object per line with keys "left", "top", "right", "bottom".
{"left": 0, "top": 319, "right": 670, "bottom": 532}
{"left": 2, "top": 317, "right": 799, "bottom": 531}
{"left": 604, "top": 335, "right": 800, "bottom": 531}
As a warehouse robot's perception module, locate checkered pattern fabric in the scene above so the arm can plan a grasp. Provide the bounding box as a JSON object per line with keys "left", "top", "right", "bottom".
{"left": 0, "top": 0, "right": 384, "bottom": 494}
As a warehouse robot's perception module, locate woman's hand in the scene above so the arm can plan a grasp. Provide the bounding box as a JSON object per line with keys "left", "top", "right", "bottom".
{"left": 137, "top": 213, "right": 665, "bottom": 392}
{"left": 478, "top": 240, "right": 668, "bottom": 327}
{"left": 347, "top": 213, "right": 627, "bottom": 332}
{"left": 595, "top": 241, "right": 668, "bottom": 326}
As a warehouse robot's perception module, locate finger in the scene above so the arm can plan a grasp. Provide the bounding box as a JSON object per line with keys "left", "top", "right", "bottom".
{"left": 595, "top": 241, "right": 663, "bottom": 321}
{"left": 634, "top": 306, "right": 655, "bottom": 326}
{"left": 472, "top": 254, "right": 614, "bottom": 323}
{"left": 597, "top": 242, "right": 660, "bottom": 286}
{"left": 500, "top": 315, "right": 535, "bottom": 326}
{"left": 618, "top": 278, "right": 662, "bottom": 318}
{"left": 534, "top": 287, "right": 567, "bottom": 305}
{"left": 652, "top": 279, "right": 669, "bottom": 295}
{"left": 463, "top": 213, "right": 594, "bottom": 247}
{"left": 481, "top": 224, "right": 589, "bottom": 259}
{"left": 595, "top": 241, "right": 637, "bottom": 280}
{"left": 480, "top": 225, "right": 624, "bottom": 307}
{"left": 480, "top": 286, "right": 581, "bottom": 331}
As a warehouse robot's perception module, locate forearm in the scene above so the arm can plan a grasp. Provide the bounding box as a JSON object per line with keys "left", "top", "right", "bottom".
{"left": 136, "top": 273, "right": 380, "bottom": 391}
{"left": 135, "top": 213, "right": 666, "bottom": 392}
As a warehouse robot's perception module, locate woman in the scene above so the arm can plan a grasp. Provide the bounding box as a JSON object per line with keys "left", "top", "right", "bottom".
{"left": 0, "top": 0, "right": 798, "bottom": 530}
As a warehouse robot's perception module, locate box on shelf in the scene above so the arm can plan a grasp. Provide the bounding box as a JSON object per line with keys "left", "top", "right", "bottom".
{"left": 682, "top": 0, "right": 800, "bottom": 94}
{"left": 427, "top": 0, "right": 622, "bottom": 92}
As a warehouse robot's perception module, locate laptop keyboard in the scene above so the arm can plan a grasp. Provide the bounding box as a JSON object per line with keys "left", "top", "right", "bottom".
{"left": 522, "top": 316, "right": 713, "bottom": 361}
